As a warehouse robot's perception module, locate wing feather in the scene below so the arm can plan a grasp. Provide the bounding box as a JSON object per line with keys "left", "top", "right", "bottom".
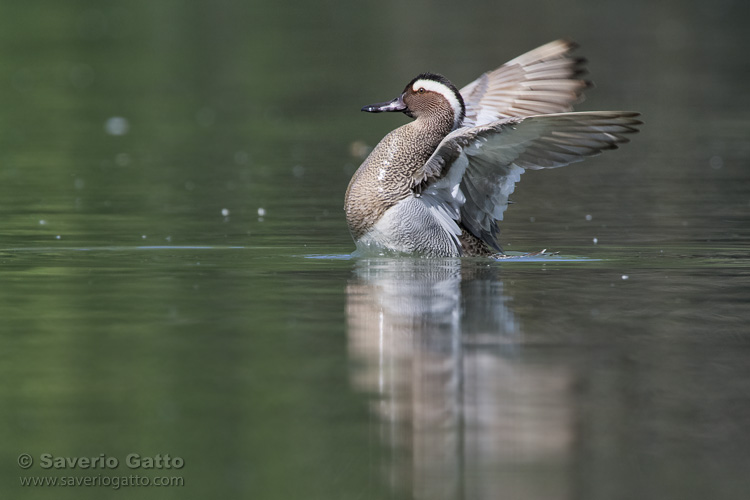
{"left": 414, "top": 112, "right": 642, "bottom": 250}
{"left": 461, "top": 39, "right": 590, "bottom": 128}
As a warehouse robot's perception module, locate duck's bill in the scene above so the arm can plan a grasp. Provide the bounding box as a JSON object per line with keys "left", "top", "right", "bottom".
{"left": 361, "top": 95, "right": 406, "bottom": 113}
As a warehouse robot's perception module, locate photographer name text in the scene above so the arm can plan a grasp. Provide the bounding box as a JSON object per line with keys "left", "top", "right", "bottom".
{"left": 18, "top": 453, "right": 183, "bottom": 470}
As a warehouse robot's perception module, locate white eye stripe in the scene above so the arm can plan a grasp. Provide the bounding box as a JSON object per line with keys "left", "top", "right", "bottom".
{"left": 411, "top": 79, "right": 452, "bottom": 97}
{"left": 411, "top": 79, "right": 463, "bottom": 128}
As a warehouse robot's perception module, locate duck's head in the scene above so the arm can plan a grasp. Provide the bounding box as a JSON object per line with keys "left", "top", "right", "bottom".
{"left": 362, "top": 73, "right": 465, "bottom": 130}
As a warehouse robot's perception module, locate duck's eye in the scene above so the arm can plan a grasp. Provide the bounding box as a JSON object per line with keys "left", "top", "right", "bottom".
{"left": 418, "top": 87, "right": 426, "bottom": 94}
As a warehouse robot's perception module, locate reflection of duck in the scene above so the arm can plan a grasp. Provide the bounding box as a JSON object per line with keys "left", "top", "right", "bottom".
{"left": 345, "top": 40, "right": 641, "bottom": 257}
{"left": 347, "top": 259, "right": 574, "bottom": 500}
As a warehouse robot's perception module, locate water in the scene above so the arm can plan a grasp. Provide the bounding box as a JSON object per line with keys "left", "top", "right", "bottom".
{"left": 2, "top": 1, "right": 750, "bottom": 499}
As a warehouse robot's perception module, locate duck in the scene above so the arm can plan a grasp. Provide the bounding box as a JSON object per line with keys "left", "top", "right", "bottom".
{"left": 344, "top": 39, "right": 641, "bottom": 257}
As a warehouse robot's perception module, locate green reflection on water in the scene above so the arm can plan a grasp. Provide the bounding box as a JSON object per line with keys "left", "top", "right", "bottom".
{"left": 2, "top": 0, "right": 750, "bottom": 499}
{"left": 2, "top": 248, "right": 382, "bottom": 499}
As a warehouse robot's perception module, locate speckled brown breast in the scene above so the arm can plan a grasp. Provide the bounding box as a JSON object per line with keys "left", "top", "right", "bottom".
{"left": 345, "top": 117, "right": 451, "bottom": 240}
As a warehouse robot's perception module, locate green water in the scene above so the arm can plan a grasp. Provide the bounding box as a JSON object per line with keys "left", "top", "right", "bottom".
{"left": 2, "top": 1, "right": 749, "bottom": 499}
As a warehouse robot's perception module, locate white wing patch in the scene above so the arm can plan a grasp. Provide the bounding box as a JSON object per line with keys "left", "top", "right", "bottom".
{"left": 418, "top": 152, "right": 469, "bottom": 252}
{"left": 419, "top": 191, "right": 462, "bottom": 252}
{"left": 415, "top": 111, "right": 640, "bottom": 251}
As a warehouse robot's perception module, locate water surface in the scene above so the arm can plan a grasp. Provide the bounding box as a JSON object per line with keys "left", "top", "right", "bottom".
{"left": 2, "top": 1, "right": 749, "bottom": 499}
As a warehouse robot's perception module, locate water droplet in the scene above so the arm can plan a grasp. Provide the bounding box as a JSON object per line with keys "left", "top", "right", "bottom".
{"left": 221, "top": 208, "right": 230, "bottom": 216}
{"left": 115, "top": 153, "right": 130, "bottom": 166}
{"left": 104, "top": 116, "right": 129, "bottom": 136}
{"left": 709, "top": 155, "right": 723, "bottom": 170}
{"left": 621, "top": 275, "right": 629, "bottom": 280}
{"left": 585, "top": 214, "right": 592, "bottom": 221}
{"left": 257, "top": 207, "right": 266, "bottom": 216}
{"left": 593, "top": 237, "right": 598, "bottom": 244}
{"left": 349, "top": 140, "right": 370, "bottom": 159}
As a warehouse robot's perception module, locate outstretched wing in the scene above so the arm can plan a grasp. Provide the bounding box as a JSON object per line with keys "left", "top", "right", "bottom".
{"left": 460, "top": 39, "right": 590, "bottom": 128}
{"left": 414, "top": 112, "right": 642, "bottom": 251}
